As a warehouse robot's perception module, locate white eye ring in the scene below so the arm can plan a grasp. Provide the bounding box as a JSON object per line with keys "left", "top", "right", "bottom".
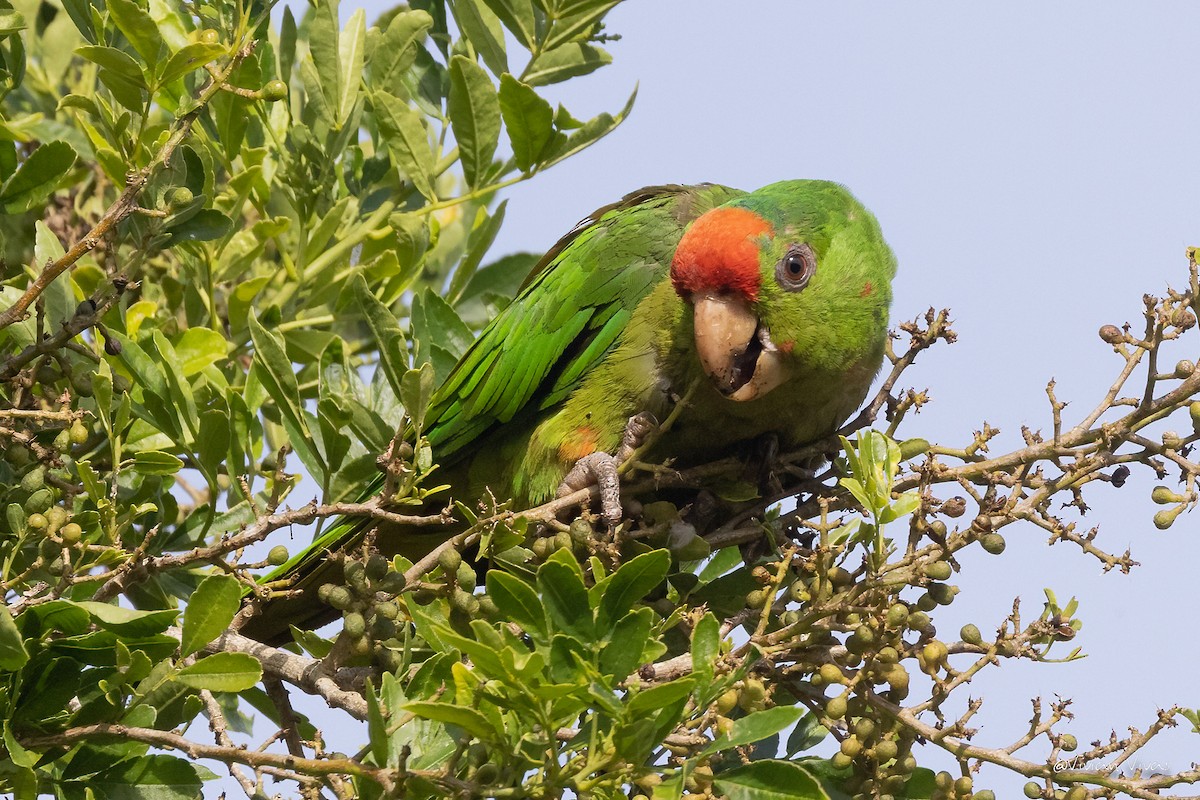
{"left": 776, "top": 243, "right": 815, "bottom": 291}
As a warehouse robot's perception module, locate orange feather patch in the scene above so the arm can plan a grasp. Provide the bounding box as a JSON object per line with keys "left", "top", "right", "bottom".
{"left": 558, "top": 426, "right": 599, "bottom": 463}
{"left": 671, "top": 207, "right": 773, "bottom": 301}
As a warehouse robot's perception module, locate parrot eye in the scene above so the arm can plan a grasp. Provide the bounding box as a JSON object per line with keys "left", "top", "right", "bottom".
{"left": 775, "top": 244, "right": 816, "bottom": 291}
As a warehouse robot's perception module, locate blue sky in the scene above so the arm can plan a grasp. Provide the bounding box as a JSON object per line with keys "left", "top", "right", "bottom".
{"left": 271, "top": 2, "right": 1200, "bottom": 795}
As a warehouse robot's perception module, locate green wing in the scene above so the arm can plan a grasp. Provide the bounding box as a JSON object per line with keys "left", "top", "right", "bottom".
{"left": 425, "top": 183, "right": 741, "bottom": 463}
{"left": 242, "top": 184, "right": 740, "bottom": 641}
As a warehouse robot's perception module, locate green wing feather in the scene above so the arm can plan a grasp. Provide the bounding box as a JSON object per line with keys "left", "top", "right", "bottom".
{"left": 242, "top": 183, "right": 740, "bottom": 643}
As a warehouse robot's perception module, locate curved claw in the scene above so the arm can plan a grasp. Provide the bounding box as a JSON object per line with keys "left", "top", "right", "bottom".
{"left": 557, "top": 451, "right": 622, "bottom": 527}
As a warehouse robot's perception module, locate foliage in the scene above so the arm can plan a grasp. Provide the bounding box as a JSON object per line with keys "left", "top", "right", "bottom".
{"left": 2, "top": 0, "right": 1200, "bottom": 799}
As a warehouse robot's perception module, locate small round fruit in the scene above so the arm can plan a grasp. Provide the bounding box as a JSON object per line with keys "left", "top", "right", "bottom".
{"left": 59, "top": 522, "right": 82, "bottom": 543}
{"left": 568, "top": 518, "right": 592, "bottom": 545}
{"left": 925, "top": 560, "right": 951, "bottom": 580}
{"left": 326, "top": 586, "right": 354, "bottom": 611}
{"left": 437, "top": 547, "right": 462, "bottom": 574}
{"left": 1154, "top": 508, "right": 1181, "bottom": 530}
{"left": 934, "top": 771, "right": 953, "bottom": 790}
{"left": 366, "top": 553, "right": 389, "bottom": 581}
{"left": 928, "top": 582, "right": 957, "bottom": 605}
{"left": 1059, "top": 733, "right": 1078, "bottom": 752}
{"left": 1023, "top": 781, "right": 1042, "bottom": 798}
{"left": 873, "top": 739, "right": 898, "bottom": 761}
{"left": 1175, "top": 359, "right": 1196, "bottom": 378}
{"left": 960, "top": 623, "right": 983, "bottom": 645}
{"left": 907, "top": 610, "right": 931, "bottom": 631}
{"left": 166, "top": 186, "right": 194, "bottom": 209}
{"left": 25, "top": 489, "right": 53, "bottom": 514}
{"left": 267, "top": 545, "right": 290, "bottom": 566}
{"left": 20, "top": 466, "right": 45, "bottom": 493}
{"left": 69, "top": 421, "right": 89, "bottom": 445}
{"left": 954, "top": 776, "right": 973, "bottom": 794}
{"left": 839, "top": 737, "right": 862, "bottom": 758}
{"left": 975, "top": 791, "right": 997, "bottom": 800}
{"left": 853, "top": 718, "right": 875, "bottom": 739}
{"left": 825, "top": 694, "right": 848, "bottom": 719}
{"left": 922, "top": 641, "right": 948, "bottom": 667}
{"left": 262, "top": 79, "right": 288, "bottom": 101}
{"left": 715, "top": 689, "right": 738, "bottom": 715}
{"left": 455, "top": 561, "right": 477, "bottom": 592}
{"left": 830, "top": 752, "right": 853, "bottom": 769}
{"left": 27, "top": 513, "right": 48, "bottom": 529}
{"left": 343, "top": 612, "right": 366, "bottom": 640}
{"left": 199, "top": 28, "right": 219, "bottom": 44}
{"left": 980, "top": 532, "right": 1006, "bottom": 554}
{"left": 1098, "top": 324, "right": 1123, "bottom": 344}
{"left": 451, "top": 589, "right": 480, "bottom": 616}
{"left": 819, "top": 663, "right": 843, "bottom": 685}
{"left": 1064, "top": 786, "right": 1087, "bottom": 800}
{"left": 886, "top": 603, "right": 910, "bottom": 628}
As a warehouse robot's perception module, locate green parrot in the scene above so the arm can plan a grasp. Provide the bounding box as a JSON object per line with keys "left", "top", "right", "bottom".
{"left": 240, "top": 179, "right": 895, "bottom": 643}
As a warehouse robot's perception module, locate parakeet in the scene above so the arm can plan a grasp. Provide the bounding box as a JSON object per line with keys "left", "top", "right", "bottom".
{"left": 240, "top": 180, "right": 895, "bottom": 643}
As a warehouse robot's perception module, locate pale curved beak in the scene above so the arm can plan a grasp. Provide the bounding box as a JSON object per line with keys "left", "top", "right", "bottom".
{"left": 691, "top": 293, "right": 786, "bottom": 402}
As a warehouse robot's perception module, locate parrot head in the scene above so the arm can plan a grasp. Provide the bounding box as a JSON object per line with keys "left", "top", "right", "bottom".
{"left": 670, "top": 180, "right": 895, "bottom": 401}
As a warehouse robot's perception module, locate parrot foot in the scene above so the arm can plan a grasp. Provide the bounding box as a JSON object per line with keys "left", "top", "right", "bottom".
{"left": 558, "top": 451, "right": 622, "bottom": 526}
{"left": 556, "top": 412, "right": 659, "bottom": 527}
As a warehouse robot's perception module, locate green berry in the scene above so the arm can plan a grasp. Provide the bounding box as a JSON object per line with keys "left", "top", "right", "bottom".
{"left": 262, "top": 79, "right": 288, "bottom": 102}
{"left": 825, "top": 693, "right": 847, "bottom": 719}
{"left": 199, "top": 28, "right": 219, "bottom": 44}
{"left": 954, "top": 776, "right": 972, "bottom": 794}
{"left": 1151, "top": 485, "right": 1183, "bottom": 504}
{"left": 960, "top": 623, "right": 983, "bottom": 645}
{"left": 456, "top": 561, "right": 477, "bottom": 592}
{"left": 451, "top": 588, "right": 479, "bottom": 615}
{"left": 885, "top": 604, "right": 909, "bottom": 628}
{"left": 907, "top": 611, "right": 931, "bottom": 631}
{"left": 69, "top": 421, "right": 89, "bottom": 445}
{"left": 922, "top": 641, "right": 948, "bottom": 668}
{"left": 925, "top": 560, "right": 952, "bottom": 580}
{"left": 25, "top": 489, "right": 53, "bottom": 514}
{"left": 366, "top": 553, "right": 389, "bottom": 581}
{"left": 166, "top": 187, "right": 193, "bottom": 209}
{"left": 59, "top": 522, "right": 82, "bottom": 543}
{"left": 980, "top": 532, "right": 1006, "bottom": 554}
{"left": 928, "top": 582, "right": 957, "bottom": 605}
{"left": 1175, "top": 359, "right": 1195, "bottom": 378}
{"left": 1059, "top": 733, "right": 1078, "bottom": 752}
{"left": 873, "top": 739, "right": 898, "bottom": 761}
{"left": 819, "top": 663, "right": 843, "bottom": 685}
{"left": 437, "top": 547, "right": 462, "bottom": 574}
{"left": 975, "top": 791, "right": 996, "bottom": 800}
{"left": 326, "top": 586, "right": 353, "bottom": 611}
{"left": 715, "top": 689, "right": 738, "bottom": 715}
{"left": 267, "top": 545, "right": 290, "bottom": 566}
{"left": 27, "top": 513, "right": 47, "bottom": 529}
{"left": 343, "top": 612, "right": 366, "bottom": 640}
{"left": 1024, "top": 781, "right": 1042, "bottom": 799}
{"left": 1064, "top": 786, "right": 1087, "bottom": 800}
{"left": 853, "top": 718, "right": 875, "bottom": 739}
{"left": 830, "top": 752, "right": 853, "bottom": 770}
{"left": 839, "top": 736, "right": 862, "bottom": 757}
{"left": 934, "top": 771, "right": 953, "bottom": 790}
{"left": 915, "top": 593, "right": 937, "bottom": 612}
{"left": 568, "top": 518, "right": 592, "bottom": 545}
{"left": 1154, "top": 507, "right": 1182, "bottom": 530}
{"left": 20, "top": 466, "right": 45, "bottom": 493}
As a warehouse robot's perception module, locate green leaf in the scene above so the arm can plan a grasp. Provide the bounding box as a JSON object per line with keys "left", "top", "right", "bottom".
{"left": 106, "top": 0, "right": 163, "bottom": 67}
{"left": 174, "top": 327, "right": 227, "bottom": 376}
{"left": 351, "top": 275, "right": 408, "bottom": 400}
{"left": 598, "top": 607, "right": 653, "bottom": 679}
{"left": 0, "top": 140, "right": 77, "bottom": 213}
{"left": 0, "top": 605, "right": 29, "bottom": 671}
{"left": 400, "top": 362, "right": 435, "bottom": 432}
{"left": 176, "top": 652, "right": 262, "bottom": 692}
{"left": 543, "top": 1, "right": 620, "bottom": 50}
{"left": 691, "top": 611, "right": 719, "bottom": 688}
{"left": 180, "top": 574, "right": 240, "bottom": 656}
{"left": 163, "top": 208, "right": 233, "bottom": 245}
{"left": 158, "top": 42, "right": 224, "bottom": 86}
{"left": 75, "top": 602, "right": 178, "bottom": 636}
{"left": 338, "top": 9, "right": 367, "bottom": 125}
{"left": 713, "top": 760, "right": 828, "bottom": 800}
{"left": 404, "top": 701, "right": 498, "bottom": 740}
{"left": 248, "top": 313, "right": 325, "bottom": 478}
{"left": 75, "top": 44, "right": 146, "bottom": 84}
{"left": 0, "top": 10, "right": 26, "bottom": 36}
{"left": 627, "top": 676, "right": 695, "bottom": 715}
{"left": 447, "top": 201, "right": 506, "bottom": 304}
{"left": 499, "top": 74, "right": 553, "bottom": 172}
{"left": 448, "top": 55, "right": 500, "bottom": 188}
{"left": 537, "top": 556, "right": 592, "bottom": 639}
{"left": 449, "top": 0, "right": 507, "bottom": 76}
{"left": 704, "top": 706, "right": 807, "bottom": 755}
{"left": 308, "top": 0, "right": 342, "bottom": 114}
{"left": 524, "top": 41, "right": 611, "bottom": 87}
{"left": 486, "top": 571, "right": 547, "bottom": 639}
{"left": 369, "top": 10, "right": 433, "bottom": 95}
{"left": 372, "top": 90, "right": 437, "bottom": 200}
{"left": 480, "top": 0, "right": 535, "bottom": 48}
{"left": 598, "top": 549, "right": 670, "bottom": 631}
{"left": 132, "top": 450, "right": 184, "bottom": 476}
{"left": 786, "top": 712, "right": 829, "bottom": 756}
{"left": 90, "top": 755, "right": 202, "bottom": 800}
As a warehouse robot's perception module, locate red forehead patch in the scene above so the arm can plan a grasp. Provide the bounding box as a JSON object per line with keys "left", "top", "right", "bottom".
{"left": 671, "top": 207, "right": 773, "bottom": 301}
